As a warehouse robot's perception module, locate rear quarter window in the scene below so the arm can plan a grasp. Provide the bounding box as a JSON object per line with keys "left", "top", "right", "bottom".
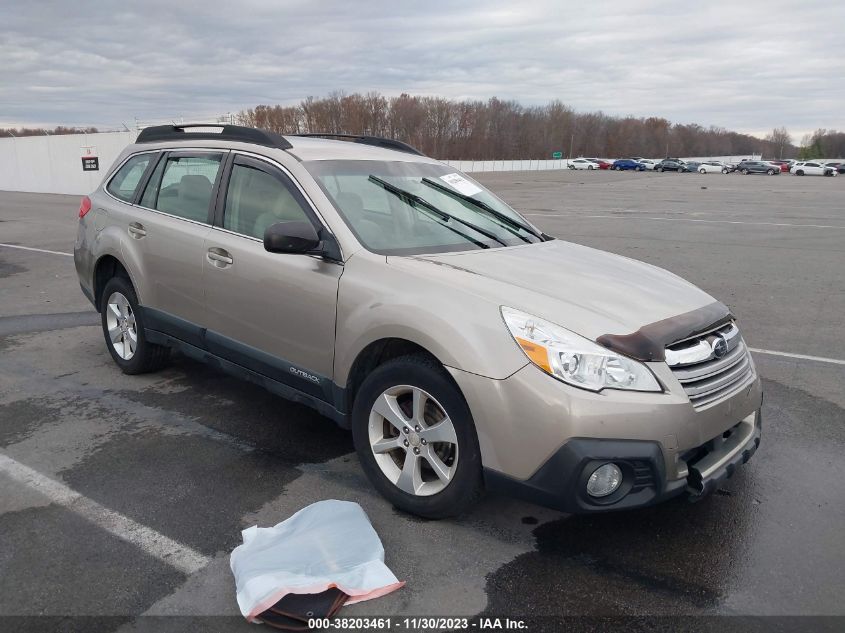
{"left": 106, "top": 153, "right": 154, "bottom": 202}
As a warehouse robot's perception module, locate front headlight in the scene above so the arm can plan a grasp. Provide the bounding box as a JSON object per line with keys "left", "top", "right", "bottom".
{"left": 501, "top": 307, "right": 662, "bottom": 392}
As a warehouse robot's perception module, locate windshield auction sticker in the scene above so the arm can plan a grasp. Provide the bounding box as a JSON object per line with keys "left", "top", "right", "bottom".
{"left": 440, "top": 173, "right": 483, "bottom": 196}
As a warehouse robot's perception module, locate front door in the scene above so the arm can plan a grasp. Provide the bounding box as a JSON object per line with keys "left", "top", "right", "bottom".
{"left": 203, "top": 154, "right": 343, "bottom": 401}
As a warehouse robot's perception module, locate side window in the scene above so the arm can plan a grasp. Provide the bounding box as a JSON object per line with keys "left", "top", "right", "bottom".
{"left": 223, "top": 161, "right": 312, "bottom": 239}
{"left": 106, "top": 154, "right": 152, "bottom": 202}
{"left": 151, "top": 154, "right": 223, "bottom": 223}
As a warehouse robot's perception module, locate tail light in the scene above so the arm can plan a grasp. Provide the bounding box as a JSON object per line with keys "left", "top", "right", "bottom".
{"left": 78, "top": 196, "right": 92, "bottom": 219}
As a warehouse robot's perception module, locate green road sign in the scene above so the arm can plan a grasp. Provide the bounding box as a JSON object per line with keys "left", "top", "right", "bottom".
{"left": 552, "top": 151, "right": 563, "bottom": 159}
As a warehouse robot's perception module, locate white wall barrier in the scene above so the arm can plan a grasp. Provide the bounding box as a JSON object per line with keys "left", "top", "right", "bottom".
{"left": 443, "top": 159, "right": 570, "bottom": 173}
{"left": 0, "top": 131, "right": 136, "bottom": 195}
{"left": 0, "top": 130, "right": 771, "bottom": 195}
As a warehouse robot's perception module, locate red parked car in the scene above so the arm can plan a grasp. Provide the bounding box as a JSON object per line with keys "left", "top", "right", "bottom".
{"left": 768, "top": 160, "right": 790, "bottom": 172}
{"left": 588, "top": 158, "right": 612, "bottom": 170}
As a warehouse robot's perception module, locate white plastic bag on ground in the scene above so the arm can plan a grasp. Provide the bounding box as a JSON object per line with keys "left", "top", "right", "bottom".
{"left": 230, "top": 499, "right": 404, "bottom": 622}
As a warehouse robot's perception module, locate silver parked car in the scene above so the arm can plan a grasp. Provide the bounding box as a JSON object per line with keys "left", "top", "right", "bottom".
{"left": 74, "top": 124, "right": 762, "bottom": 518}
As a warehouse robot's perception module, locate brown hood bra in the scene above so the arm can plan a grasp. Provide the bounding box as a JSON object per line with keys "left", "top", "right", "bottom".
{"left": 596, "top": 301, "right": 734, "bottom": 362}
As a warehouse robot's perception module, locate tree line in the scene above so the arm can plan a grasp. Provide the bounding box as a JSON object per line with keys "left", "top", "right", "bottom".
{"left": 237, "top": 92, "right": 811, "bottom": 159}
{"left": 4, "top": 92, "right": 843, "bottom": 159}
{"left": 0, "top": 126, "right": 99, "bottom": 138}
{"left": 798, "top": 129, "right": 845, "bottom": 160}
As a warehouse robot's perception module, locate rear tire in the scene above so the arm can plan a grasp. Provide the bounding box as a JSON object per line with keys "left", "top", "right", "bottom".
{"left": 722, "top": 168, "right": 729, "bottom": 174}
{"left": 657, "top": 167, "right": 664, "bottom": 172}
{"left": 100, "top": 277, "right": 170, "bottom": 375}
{"left": 767, "top": 169, "right": 776, "bottom": 175}
{"left": 351, "top": 355, "right": 484, "bottom": 519}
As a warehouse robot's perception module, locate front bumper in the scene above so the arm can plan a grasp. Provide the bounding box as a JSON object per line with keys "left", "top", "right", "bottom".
{"left": 447, "top": 358, "right": 763, "bottom": 513}
{"left": 483, "top": 409, "right": 761, "bottom": 513}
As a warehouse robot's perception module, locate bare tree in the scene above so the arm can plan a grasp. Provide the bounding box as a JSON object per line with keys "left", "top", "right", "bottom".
{"left": 765, "top": 127, "right": 792, "bottom": 159}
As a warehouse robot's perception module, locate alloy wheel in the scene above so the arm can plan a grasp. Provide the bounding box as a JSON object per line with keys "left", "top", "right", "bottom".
{"left": 105, "top": 291, "right": 137, "bottom": 360}
{"left": 368, "top": 385, "right": 459, "bottom": 497}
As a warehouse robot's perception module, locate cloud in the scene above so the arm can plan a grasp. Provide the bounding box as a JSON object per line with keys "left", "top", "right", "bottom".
{"left": 1, "top": 0, "right": 841, "bottom": 136}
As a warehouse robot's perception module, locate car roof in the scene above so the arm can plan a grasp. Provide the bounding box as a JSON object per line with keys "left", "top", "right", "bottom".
{"left": 284, "top": 135, "right": 437, "bottom": 163}
{"left": 130, "top": 125, "right": 439, "bottom": 165}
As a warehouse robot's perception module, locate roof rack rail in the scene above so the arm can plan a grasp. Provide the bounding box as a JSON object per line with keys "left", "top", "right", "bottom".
{"left": 136, "top": 124, "right": 293, "bottom": 150}
{"left": 294, "top": 133, "right": 426, "bottom": 156}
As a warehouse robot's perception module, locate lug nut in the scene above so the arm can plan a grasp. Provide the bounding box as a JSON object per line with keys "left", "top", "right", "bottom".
{"left": 421, "top": 438, "right": 427, "bottom": 445}
{"left": 413, "top": 447, "right": 420, "bottom": 455}
{"left": 403, "top": 439, "right": 409, "bottom": 447}
{"left": 414, "top": 425, "right": 421, "bottom": 432}
{"left": 403, "top": 427, "right": 410, "bottom": 434}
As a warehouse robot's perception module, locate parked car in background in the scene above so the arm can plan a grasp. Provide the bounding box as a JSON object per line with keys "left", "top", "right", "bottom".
{"left": 792, "top": 161, "right": 838, "bottom": 176}
{"left": 837, "top": 163, "right": 845, "bottom": 174}
{"left": 638, "top": 159, "right": 658, "bottom": 170}
{"left": 824, "top": 162, "right": 841, "bottom": 173}
{"left": 697, "top": 161, "right": 729, "bottom": 174}
{"left": 735, "top": 160, "right": 779, "bottom": 175}
{"left": 569, "top": 158, "right": 598, "bottom": 170}
{"left": 655, "top": 159, "right": 685, "bottom": 172}
{"left": 611, "top": 159, "right": 646, "bottom": 171}
{"left": 590, "top": 159, "right": 612, "bottom": 170}
{"left": 682, "top": 161, "right": 702, "bottom": 173}
{"left": 768, "top": 160, "right": 790, "bottom": 172}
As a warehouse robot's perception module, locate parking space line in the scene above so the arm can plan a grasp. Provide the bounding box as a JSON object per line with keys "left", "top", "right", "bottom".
{"left": 522, "top": 214, "right": 845, "bottom": 229}
{"left": 0, "top": 243, "right": 74, "bottom": 257}
{"left": 749, "top": 348, "right": 845, "bottom": 366}
{"left": 0, "top": 452, "right": 211, "bottom": 575}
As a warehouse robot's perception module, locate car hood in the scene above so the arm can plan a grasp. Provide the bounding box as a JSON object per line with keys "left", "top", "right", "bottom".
{"left": 398, "top": 240, "right": 718, "bottom": 341}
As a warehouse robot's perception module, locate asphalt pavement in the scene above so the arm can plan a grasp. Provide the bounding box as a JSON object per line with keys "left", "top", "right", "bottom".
{"left": 1, "top": 170, "right": 843, "bottom": 633}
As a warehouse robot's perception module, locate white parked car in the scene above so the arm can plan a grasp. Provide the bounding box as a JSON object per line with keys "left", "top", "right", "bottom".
{"left": 637, "top": 159, "right": 658, "bottom": 170}
{"left": 568, "top": 158, "right": 599, "bottom": 170}
{"left": 697, "top": 161, "right": 729, "bottom": 174}
{"left": 792, "top": 161, "right": 838, "bottom": 177}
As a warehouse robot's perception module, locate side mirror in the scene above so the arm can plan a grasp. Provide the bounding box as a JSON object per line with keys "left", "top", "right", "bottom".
{"left": 264, "top": 221, "right": 320, "bottom": 254}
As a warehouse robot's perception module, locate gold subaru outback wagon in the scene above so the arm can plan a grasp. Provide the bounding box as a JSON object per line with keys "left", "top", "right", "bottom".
{"left": 75, "top": 124, "right": 762, "bottom": 518}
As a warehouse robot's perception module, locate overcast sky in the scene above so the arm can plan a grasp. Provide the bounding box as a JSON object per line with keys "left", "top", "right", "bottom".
{"left": 1, "top": 1, "right": 841, "bottom": 138}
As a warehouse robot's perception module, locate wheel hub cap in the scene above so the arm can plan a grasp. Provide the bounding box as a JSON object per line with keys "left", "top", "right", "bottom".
{"left": 105, "top": 291, "right": 137, "bottom": 361}
{"left": 367, "top": 385, "right": 459, "bottom": 497}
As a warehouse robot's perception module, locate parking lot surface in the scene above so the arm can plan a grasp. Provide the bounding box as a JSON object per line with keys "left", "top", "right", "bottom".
{"left": 1, "top": 171, "right": 843, "bottom": 632}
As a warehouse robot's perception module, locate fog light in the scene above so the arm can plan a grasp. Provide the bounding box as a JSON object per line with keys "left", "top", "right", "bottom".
{"left": 586, "top": 463, "right": 622, "bottom": 497}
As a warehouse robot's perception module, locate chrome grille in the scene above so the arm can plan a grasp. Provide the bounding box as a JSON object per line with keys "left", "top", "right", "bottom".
{"left": 666, "top": 322, "right": 755, "bottom": 410}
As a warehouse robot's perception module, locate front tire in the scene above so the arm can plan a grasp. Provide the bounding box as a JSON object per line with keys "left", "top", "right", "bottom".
{"left": 351, "top": 355, "right": 484, "bottom": 519}
{"left": 699, "top": 168, "right": 706, "bottom": 174}
{"left": 796, "top": 170, "right": 804, "bottom": 176}
{"left": 741, "top": 168, "right": 749, "bottom": 175}
{"left": 767, "top": 169, "right": 776, "bottom": 175}
{"left": 657, "top": 167, "right": 664, "bottom": 172}
{"left": 100, "top": 277, "right": 170, "bottom": 374}
{"left": 722, "top": 168, "right": 729, "bottom": 174}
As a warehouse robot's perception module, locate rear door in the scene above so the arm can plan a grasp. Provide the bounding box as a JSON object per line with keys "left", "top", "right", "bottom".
{"left": 202, "top": 153, "right": 343, "bottom": 400}
{"left": 133, "top": 150, "right": 225, "bottom": 343}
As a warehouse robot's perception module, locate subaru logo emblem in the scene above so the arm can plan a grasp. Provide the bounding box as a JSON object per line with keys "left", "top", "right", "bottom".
{"left": 712, "top": 335, "right": 728, "bottom": 359}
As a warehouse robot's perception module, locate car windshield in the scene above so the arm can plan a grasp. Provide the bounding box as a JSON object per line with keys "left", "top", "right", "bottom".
{"left": 303, "top": 159, "right": 542, "bottom": 255}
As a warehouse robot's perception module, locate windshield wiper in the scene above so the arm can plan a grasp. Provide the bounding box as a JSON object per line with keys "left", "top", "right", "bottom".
{"left": 421, "top": 177, "right": 544, "bottom": 242}
{"left": 368, "top": 175, "right": 508, "bottom": 248}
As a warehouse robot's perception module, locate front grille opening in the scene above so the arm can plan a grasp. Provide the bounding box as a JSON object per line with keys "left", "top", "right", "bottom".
{"left": 667, "top": 324, "right": 755, "bottom": 410}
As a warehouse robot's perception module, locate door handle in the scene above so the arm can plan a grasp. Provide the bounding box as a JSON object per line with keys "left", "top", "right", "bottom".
{"left": 207, "top": 248, "right": 233, "bottom": 267}
{"left": 128, "top": 222, "right": 146, "bottom": 238}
